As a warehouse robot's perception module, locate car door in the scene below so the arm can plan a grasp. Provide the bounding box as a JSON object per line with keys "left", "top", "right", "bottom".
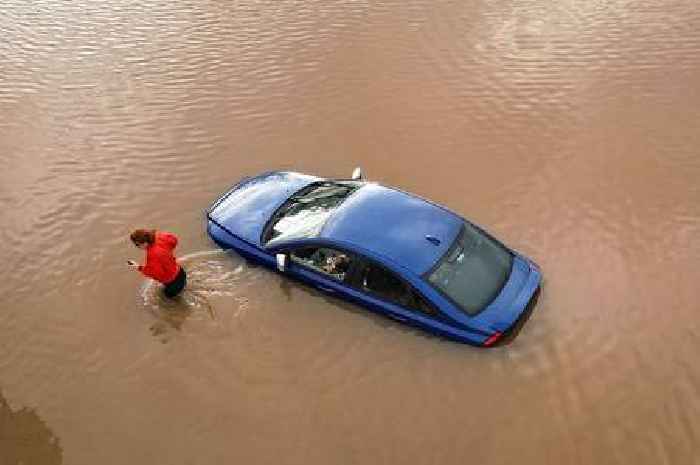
{"left": 350, "top": 259, "right": 439, "bottom": 323}
{"left": 285, "top": 246, "right": 358, "bottom": 297}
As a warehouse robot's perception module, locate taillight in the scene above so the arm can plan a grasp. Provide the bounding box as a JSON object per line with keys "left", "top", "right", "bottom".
{"left": 483, "top": 331, "right": 502, "bottom": 347}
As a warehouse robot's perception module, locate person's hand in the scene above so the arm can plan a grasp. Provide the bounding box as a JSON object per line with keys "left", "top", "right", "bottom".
{"left": 127, "top": 260, "right": 139, "bottom": 269}
{"left": 326, "top": 256, "right": 344, "bottom": 274}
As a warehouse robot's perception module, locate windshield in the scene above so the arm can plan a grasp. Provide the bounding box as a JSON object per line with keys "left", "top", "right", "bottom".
{"left": 264, "top": 181, "right": 361, "bottom": 245}
{"left": 427, "top": 222, "right": 513, "bottom": 315}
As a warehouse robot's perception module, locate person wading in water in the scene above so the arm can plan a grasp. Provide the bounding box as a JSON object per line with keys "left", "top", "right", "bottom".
{"left": 128, "top": 229, "right": 187, "bottom": 299}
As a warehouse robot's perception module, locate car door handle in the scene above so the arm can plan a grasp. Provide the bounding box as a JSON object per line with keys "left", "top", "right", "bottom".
{"left": 390, "top": 314, "right": 407, "bottom": 322}
{"left": 317, "top": 285, "right": 335, "bottom": 293}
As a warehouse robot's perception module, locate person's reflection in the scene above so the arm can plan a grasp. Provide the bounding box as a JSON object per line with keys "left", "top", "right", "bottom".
{"left": 148, "top": 293, "right": 193, "bottom": 342}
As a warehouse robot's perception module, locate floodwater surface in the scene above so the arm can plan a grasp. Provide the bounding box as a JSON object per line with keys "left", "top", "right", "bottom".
{"left": 1, "top": 1, "right": 700, "bottom": 464}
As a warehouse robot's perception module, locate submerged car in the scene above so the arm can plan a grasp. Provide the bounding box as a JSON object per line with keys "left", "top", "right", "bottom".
{"left": 206, "top": 169, "right": 541, "bottom": 347}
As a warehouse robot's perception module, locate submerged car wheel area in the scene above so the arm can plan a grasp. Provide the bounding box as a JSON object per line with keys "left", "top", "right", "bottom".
{"left": 207, "top": 169, "right": 542, "bottom": 347}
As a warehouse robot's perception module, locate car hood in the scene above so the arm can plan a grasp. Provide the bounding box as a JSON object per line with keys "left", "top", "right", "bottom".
{"left": 208, "top": 171, "right": 320, "bottom": 246}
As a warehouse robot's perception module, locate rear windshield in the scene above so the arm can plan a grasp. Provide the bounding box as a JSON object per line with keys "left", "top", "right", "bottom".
{"left": 427, "top": 222, "right": 513, "bottom": 315}
{"left": 264, "top": 181, "right": 361, "bottom": 245}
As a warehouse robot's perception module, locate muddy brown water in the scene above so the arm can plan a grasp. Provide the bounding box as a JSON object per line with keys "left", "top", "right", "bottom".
{"left": 1, "top": 1, "right": 700, "bottom": 464}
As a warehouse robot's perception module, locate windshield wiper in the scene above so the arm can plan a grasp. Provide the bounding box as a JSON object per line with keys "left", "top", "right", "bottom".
{"left": 448, "top": 245, "right": 464, "bottom": 263}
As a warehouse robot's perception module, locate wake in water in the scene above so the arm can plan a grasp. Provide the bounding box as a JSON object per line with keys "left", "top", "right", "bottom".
{"left": 140, "top": 249, "right": 255, "bottom": 334}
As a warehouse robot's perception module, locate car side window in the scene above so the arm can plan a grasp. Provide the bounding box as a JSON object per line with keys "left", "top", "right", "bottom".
{"left": 290, "top": 247, "right": 353, "bottom": 281}
{"left": 360, "top": 263, "right": 438, "bottom": 317}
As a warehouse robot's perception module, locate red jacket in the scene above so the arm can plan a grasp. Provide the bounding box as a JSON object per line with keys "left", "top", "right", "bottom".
{"left": 139, "top": 232, "right": 180, "bottom": 284}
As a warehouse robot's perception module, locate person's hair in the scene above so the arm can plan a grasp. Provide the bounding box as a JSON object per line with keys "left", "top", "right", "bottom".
{"left": 130, "top": 229, "right": 156, "bottom": 246}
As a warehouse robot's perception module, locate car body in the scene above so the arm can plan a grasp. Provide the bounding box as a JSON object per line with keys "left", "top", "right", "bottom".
{"left": 206, "top": 170, "right": 541, "bottom": 346}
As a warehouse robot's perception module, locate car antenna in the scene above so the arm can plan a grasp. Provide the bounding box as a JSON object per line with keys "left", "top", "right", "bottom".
{"left": 425, "top": 235, "right": 441, "bottom": 246}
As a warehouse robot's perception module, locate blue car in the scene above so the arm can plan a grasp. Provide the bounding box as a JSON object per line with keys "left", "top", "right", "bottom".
{"left": 206, "top": 170, "right": 541, "bottom": 347}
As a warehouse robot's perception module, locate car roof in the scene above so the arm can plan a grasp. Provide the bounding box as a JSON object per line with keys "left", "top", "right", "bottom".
{"left": 320, "top": 183, "right": 463, "bottom": 275}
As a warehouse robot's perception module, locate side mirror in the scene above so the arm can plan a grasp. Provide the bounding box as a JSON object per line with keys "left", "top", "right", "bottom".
{"left": 351, "top": 167, "right": 364, "bottom": 180}
{"left": 276, "top": 253, "right": 288, "bottom": 272}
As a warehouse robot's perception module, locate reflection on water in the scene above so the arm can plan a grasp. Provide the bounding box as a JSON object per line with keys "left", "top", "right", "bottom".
{"left": 0, "top": 390, "right": 62, "bottom": 465}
